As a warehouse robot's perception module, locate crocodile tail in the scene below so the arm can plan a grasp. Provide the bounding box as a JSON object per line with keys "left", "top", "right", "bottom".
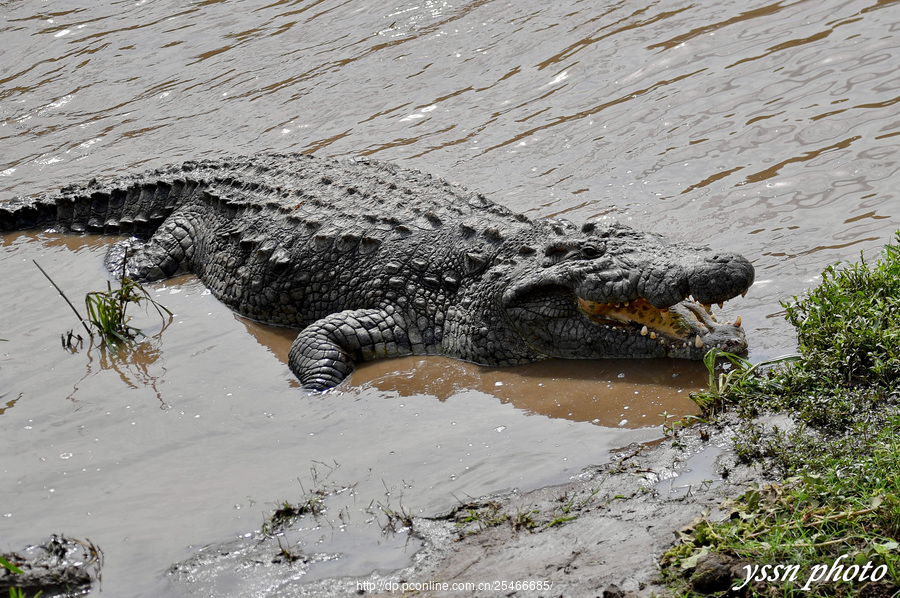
{"left": 0, "top": 176, "right": 200, "bottom": 236}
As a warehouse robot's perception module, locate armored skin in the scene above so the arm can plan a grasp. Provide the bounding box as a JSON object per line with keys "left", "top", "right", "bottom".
{"left": 0, "top": 153, "right": 754, "bottom": 390}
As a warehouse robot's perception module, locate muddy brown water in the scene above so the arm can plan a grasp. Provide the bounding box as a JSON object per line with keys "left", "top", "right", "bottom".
{"left": 1, "top": 1, "right": 898, "bottom": 595}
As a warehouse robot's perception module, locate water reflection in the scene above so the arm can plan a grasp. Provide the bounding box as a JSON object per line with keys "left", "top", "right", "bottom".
{"left": 70, "top": 332, "right": 172, "bottom": 408}
{"left": 238, "top": 317, "right": 704, "bottom": 428}
{"left": 0, "top": 392, "right": 23, "bottom": 416}
{"left": 356, "top": 357, "right": 705, "bottom": 428}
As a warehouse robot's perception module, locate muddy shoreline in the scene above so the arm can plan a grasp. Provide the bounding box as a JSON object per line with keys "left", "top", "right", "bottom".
{"left": 167, "top": 413, "right": 769, "bottom": 597}
{"left": 7, "top": 415, "right": 759, "bottom": 597}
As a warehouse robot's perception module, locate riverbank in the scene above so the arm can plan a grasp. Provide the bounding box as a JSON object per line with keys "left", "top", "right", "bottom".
{"left": 165, "top": 411, "right": 759, "bottom": 597}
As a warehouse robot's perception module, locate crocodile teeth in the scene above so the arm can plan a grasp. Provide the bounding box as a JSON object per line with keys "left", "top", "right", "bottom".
{"left": 695, "top": 335, "right": 703, "bottom": 349}
{"left": 702, "top": 303, "right": 712, "bottom": 313}
{"left": 742, "top": 289, "right": 748, "bottom": 298}
{"left": 717, "top": 302, "right": 724, "bottom": 309}
{"left": 650, "top": 331, "right": 657, "bottom": 340}
{"left": 734, "top": 315, "right": 742, "bottom": 327}
{"left": 641, "top": 325, "right": 648, "bottom": 336}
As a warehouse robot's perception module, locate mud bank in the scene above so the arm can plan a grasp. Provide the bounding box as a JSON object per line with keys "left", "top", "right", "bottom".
{"left": 0, "top": 536, "right": 101, "bottom": 597}
{"left": 169, "top": 415, "right": 768, "bottom": 597}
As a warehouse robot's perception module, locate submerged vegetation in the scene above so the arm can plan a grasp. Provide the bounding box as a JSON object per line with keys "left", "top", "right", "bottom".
{"left": 448, "top": 484, "right": 603, "bottom": 539}
{"left": 663, "top": 232, "right": 900, "bottom": 597}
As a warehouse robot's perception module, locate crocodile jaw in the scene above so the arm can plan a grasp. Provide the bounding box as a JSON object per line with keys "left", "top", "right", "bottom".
{"left": 576, "top": 296, "right": 747, "bottom": 356}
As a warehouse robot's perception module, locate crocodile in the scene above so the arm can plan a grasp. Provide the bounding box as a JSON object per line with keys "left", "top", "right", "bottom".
{"left": 0, "top": 153, "right": 754, "bottom": 390}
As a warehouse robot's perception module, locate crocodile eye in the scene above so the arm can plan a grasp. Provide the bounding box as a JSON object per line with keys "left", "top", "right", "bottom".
{"left": 581, "top": 243, "right": 605, "bottom": 259}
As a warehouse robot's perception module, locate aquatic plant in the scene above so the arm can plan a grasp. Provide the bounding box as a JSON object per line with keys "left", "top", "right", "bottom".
{"left": 34, "top": 258, "right": 171, "bottom": 347}
{"left": 83, "top": 277, "right": 171, "bottom": 345}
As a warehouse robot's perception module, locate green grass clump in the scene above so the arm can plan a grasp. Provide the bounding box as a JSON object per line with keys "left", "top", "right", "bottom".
{"left": 84, "top": 277, "right": 171, "bottom": 345}
{"left": 691, "top": 231, "right": 900, "bottom": 473}
{"left": 787, "top": 239, "right": 900, "bottom": 387}
{"left": 662, "top": 431, "right": 900, "bottom": 596}
{"left": 663, "top": 231, "right": 900, "bottom": 597}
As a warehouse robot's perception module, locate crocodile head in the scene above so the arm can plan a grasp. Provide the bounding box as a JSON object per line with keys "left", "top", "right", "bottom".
{"left": 501, "top": 222, "right": 754, "bottom": 360}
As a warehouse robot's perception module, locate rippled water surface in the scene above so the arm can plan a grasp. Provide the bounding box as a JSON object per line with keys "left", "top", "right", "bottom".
{"left": 2, "top": 0, "right": 899, "bottom": 595}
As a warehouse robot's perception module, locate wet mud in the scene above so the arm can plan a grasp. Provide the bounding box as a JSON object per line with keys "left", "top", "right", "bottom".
{"left": 168, "top": 414, "right": 765, "bottom": 597}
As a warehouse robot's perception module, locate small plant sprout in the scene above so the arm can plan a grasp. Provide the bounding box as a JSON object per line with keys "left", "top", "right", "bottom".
{"left": 690, "top": 348, "right": 799, "bottom": 415}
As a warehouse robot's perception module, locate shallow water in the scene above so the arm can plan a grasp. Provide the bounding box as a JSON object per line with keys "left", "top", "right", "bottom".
{"left": 1, "top": 0, "right": 899, "bottom": 595}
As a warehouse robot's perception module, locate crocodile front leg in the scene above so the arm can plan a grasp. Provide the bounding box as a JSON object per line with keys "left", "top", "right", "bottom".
{"left": 107, "top": 211, "right": 199, "bottom": 281}
{"left": 288, "top": 308, "right": 413, "bottom": 391}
